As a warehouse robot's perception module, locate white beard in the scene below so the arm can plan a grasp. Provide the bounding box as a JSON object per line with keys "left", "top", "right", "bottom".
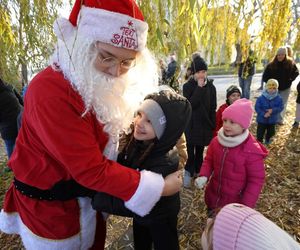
{"left": 50, "top": 34, "right": 158, "bottom": 139}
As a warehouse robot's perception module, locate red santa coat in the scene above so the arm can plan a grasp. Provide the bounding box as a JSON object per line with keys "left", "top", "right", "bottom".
{"left": 0, "top": 67, "right": 163, "bottom": 249}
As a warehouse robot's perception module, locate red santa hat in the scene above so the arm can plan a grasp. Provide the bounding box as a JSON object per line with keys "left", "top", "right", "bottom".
{"left": 54, "top": 0, "right": 148, "bottom": 51}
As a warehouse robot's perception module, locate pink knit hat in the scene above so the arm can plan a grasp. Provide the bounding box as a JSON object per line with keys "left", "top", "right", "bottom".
{"left": 213, "top": 203, "right": 300, "bottom": 250}
{"left": 222, "top": 98, "right": 253, "bottom": 129}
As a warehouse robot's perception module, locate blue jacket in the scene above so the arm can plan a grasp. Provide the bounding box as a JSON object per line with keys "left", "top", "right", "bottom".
{"left": 255, "top": 92, "right": 283, "bottom": 124}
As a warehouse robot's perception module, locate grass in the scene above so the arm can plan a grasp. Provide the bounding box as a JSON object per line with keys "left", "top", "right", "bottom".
{"left": 208, "top": 63, "right": 265, "bottom": 75}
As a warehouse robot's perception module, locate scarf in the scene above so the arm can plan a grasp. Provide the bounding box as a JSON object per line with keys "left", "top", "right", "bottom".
{"left": 217, "top": 127, "right": 249, "bottom": 148}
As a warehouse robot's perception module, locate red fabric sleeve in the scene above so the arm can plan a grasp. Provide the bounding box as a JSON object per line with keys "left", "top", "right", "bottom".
{"left": 29, "top": 96, "right": 140, "bottom": 201}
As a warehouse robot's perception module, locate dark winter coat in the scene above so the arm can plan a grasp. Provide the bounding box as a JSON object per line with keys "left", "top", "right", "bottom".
{"left": 0, "top": 80, "right": 23, "bottom": 139}
{"left": 183, "top": 78, "right": 216, "bottom": 146}
{"left": 262, "top": 57, "right": 299, "bottom": 91}
{"left": 92, "top": 90, "right": 192, "bottom": 222}
{"left": 166, "top": 60, "right": 177, "bottom": 80}
{"left": 255, "top": 92, "right": 284, "bottom": 125}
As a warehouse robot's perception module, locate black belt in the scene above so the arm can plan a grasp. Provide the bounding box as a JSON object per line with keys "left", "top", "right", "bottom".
{"left": 14, "top": 178, "right": 96, "bottom": 201}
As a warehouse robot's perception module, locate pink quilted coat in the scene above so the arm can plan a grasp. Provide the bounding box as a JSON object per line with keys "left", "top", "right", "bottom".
{"left": 200, "top": 133, "right": 268, "bottom": 209}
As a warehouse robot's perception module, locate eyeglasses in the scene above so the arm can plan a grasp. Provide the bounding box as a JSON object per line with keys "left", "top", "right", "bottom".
{"left": 97, "top": 53, "right": 136, "bottom": 70}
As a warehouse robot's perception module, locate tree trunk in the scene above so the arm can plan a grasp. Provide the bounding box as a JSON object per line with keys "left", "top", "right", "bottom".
{"left": 21, "top": 63, "right": 28, "bottom": 87}
{"left": 233, "top": 43, "right": 242, "bottom": 66}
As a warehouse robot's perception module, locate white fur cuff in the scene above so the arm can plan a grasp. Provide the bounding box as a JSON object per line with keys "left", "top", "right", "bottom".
{"left": 125, "top": 170, "right": 164, "bottom": 216}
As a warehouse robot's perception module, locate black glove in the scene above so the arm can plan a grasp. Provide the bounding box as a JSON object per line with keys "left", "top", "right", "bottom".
{"left": 92, "top": 192, "right": 133, "bottom": 217}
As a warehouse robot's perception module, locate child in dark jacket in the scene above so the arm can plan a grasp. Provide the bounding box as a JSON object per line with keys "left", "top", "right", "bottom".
{"left": 214, "top": 85, "right": 241, "bottom": 136}
{"left": 195, "top": 99, "right": 268, "bottom": 217}
{"left": 92, "top": 90, "right": 192, "bottom": 250}
{"left": 255, "top": 79, "right": 284, "bottom": 144}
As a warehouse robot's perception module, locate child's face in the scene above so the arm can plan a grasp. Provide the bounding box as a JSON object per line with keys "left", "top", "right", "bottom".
{"left": 133, "top": 111, "right": 156, "bottom": 141}
{"left": 228, "top": 92, "right": 241, "bottom": 104}
{"left": 223, "top": 119, "right": 244, "bottom": 136}
{"left": 266, "top": 87, "right": 277, "bottom": 95}
{"left": 194, "top": 70, "right": 207, "bottom": 82}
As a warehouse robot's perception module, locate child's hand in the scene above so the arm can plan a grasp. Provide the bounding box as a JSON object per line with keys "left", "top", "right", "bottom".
{"left": 194, "top": 176, "right": 208, "bottom": 189}
{"left": 161, "top": 170, "right": 183, "bottom": 196}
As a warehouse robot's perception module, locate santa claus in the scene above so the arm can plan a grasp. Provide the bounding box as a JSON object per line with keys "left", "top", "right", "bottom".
{"left": 0, "top": 0, "right": 182, "bottom": 249}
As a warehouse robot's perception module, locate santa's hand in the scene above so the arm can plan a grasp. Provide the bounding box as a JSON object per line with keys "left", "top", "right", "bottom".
{"left": 161, "top": 170, "right": 183, "bottom": 196}
{"left": 194, "top": 176, "right": 208, "bottom": 189}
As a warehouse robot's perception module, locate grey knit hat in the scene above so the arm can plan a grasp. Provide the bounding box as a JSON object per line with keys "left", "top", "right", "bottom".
{"left": 138, "top": 99, "right": 166, "bottom": 139}
{"left": 276, "top": 46, "right": 287, "bottom": 55}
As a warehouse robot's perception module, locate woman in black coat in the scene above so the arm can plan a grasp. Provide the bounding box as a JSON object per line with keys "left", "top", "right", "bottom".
{"left": 0, "top": 78, "right": 23, "bottom": 160}
{"left": 182, "top": 53, "right": 216, "bottom": 188}
{"left": 262, "top": 47, "right": 299, "bottom": 124}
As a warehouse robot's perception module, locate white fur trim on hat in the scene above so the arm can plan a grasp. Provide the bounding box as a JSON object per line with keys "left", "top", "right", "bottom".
{"left": 76, "top": 6, "right": 148, "bottom": 51}
{"left": 125, "top": 170, "right": 164, "bottom": 216}
{"left": 54, "top": 17, "right": 76, "bottom": 40}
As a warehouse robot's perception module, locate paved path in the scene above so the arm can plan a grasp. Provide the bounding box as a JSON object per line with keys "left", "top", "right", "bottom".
{"left": 212, "top": 73, "right": 299, "bottom": 107}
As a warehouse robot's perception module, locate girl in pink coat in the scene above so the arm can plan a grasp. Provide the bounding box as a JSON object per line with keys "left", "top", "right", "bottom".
{"left": 195, "top": 99, "right": 268, "bottom": 217}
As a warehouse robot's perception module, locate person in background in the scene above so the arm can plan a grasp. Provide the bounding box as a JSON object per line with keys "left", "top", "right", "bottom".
{"left": 292, "top": 80, "right": 300, "bottom": 128}
{"left": 184, "top": 66, "right": 192, "bottom": 81}
{"left": 0, "top": 78, "right": 23, "bottom": 163}
{"left": 286, "top": 45, "right": 294, "bottom": 60}
{"left": 165, "top": 54, "right": 178, "bottom": 90}
{"left": 262, "top": 46, "right": 299, "bottom": 125}
{"left": 158, "top": 59, "right": 167, "bottom": 85}
{"left": 201, "top": 203, "right": 300, "bottom": 250}
{"left": 214, "top": 85, "right": 241, "bottom": 136}
{"left": 0, "top": 1, "right": 183, "bottom": 249}
{"left": 238, "top": 49, "right": 256, "bottom": 99}
{"left": 195, "top": 99, "right": 267, "bottom": 218}
{"left": 92, "top": 90, "right": 192, "bottom": 250}
{"left": 255, "top": 79, "right": 284, "bottom": 145}
{"left": 183, "top": 52, "right": 216, "bottom": 188}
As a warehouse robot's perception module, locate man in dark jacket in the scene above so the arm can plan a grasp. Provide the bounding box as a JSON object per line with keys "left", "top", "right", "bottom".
{"left": 165, "top": 54, "right": 178, "bottom": 90}
{"left": 182, "top": 52, "right": 216, "bottom": 188}
{"left": 0, "top": 78, "right": 23, "bottom": 162}
{"left": 238, "top": 49, "right": 256, "bottom": 99}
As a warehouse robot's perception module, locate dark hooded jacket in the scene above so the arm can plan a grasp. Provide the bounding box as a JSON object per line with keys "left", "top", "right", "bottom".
{"left": 0, "top": 79, "right": 23, "bottom": 139}
{"left": 183, "top": 78, "right": 216, "bottom": 146}
{"left": 92, "top": 90, "right": 192, "bottom": 222}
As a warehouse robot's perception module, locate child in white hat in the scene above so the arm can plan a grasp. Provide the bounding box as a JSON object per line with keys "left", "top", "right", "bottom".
{"left": 255, "top": 78, "right": 284, "bottom": 144}
{"left": 195, "top": 99, "right": 268, "bottom": 218}
{"left": 201, "top": 203, "right": 300, "bottom": 250}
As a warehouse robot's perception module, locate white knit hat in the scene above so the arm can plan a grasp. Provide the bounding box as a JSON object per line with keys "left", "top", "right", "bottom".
{"left": 54, "top": 0, "right": 148, "bottom": 51}
{"left": 213, "top": 203, "right": 300, "bottom": 250}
